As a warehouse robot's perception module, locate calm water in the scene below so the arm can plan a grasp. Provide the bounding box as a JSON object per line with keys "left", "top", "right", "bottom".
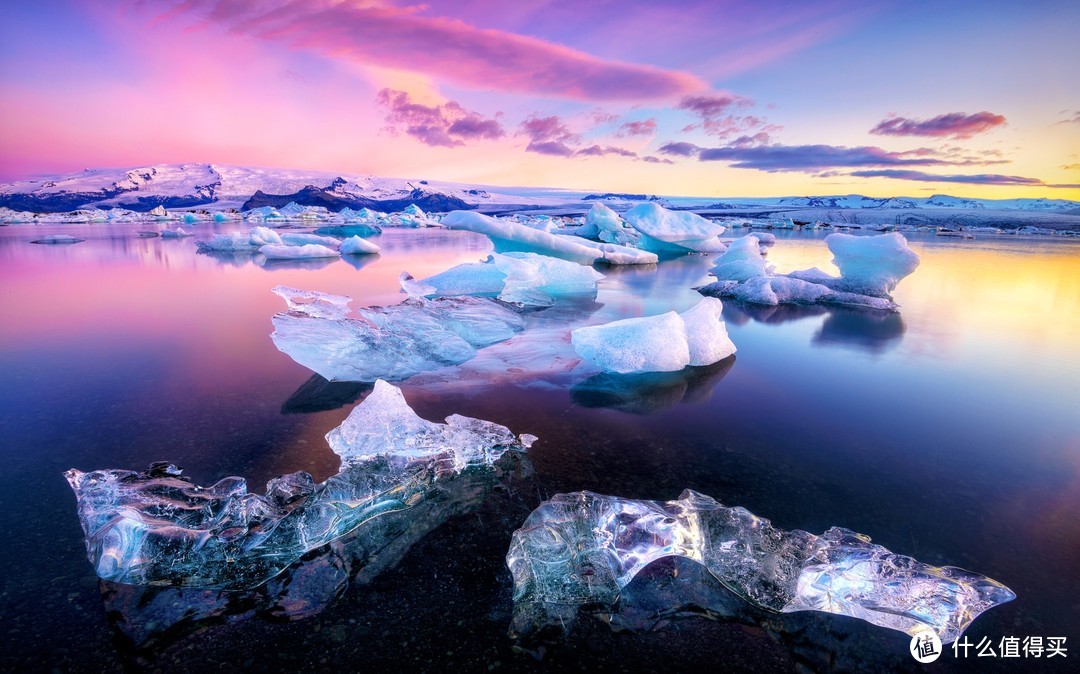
{"left": 1, "top": 223, "right": 1078, "bottom": 672}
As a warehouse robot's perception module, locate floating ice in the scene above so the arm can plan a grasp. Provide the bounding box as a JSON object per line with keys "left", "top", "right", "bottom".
{"left": 441, "top": 210, "right": 654, "bottom": 265}
{"left": 700, "top": 233, "right": 919, "bottom": 310}
{"left": 709, "top": 235, "right": 774, "bottom": 282}
{"left": 196, "top": 226, "right": 282, "bottom": 252}
{"left": 65, "top": 381, "right": 534, "bottom": 590}
{"left": 623, "top": 203, "right": 727, "bottom": 253}
{"left": 414, "top": 252, "right": 604, "bottom": 307}
{"left": 30, "top": 234, "right": 84, "bottom": 244}
{"left": 571, "top": 297, "right": 735, "bottom": 374}
{"left": 565, "top": 203, "right": 641, "bottom": 247}
{"left": 160, "top": 227, "right": 193, "bottom": 238}
{"left": 279, "top": 232, "right": 341, "bottom": 249}
{"left": 314, "top": 223, "right": 382, "bottom": 238}
{"left": 338, "top": 235, "right": 380, "bottom": 255}
{"left": 507, "top": 490, "right": 1015, "bottom": 644}
{"left": 259, "top": 243, "right": 339, "bottom": 260}
{"left": 270, "top": 286, "right": 526, "bottom": 381}
{"left": 801, "top": 232, "right": 921, "bottom": 297}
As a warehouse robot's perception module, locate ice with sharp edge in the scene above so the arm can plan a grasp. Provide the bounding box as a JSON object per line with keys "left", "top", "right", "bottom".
{"left": 571, "top": 297, "right": 735, "bottom": 374}
{"left": 410, "top": 252, "right": 604, "bottom": 307}
{"left": 64, "top": 380, "right": 534, "bottom": 589}
{"left": 507, "top": 490, "right": 1015, "bottom": 644}
{"left": 270, "top": 285, "right": 525, "bottom": 381}
{"left": 622, "top": 203, "right": 727, "bottom": 253}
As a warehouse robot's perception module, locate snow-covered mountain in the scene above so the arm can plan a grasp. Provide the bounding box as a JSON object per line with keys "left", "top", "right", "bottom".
{"left": 1, "top": 163, "right": 1077, "bottom": 214}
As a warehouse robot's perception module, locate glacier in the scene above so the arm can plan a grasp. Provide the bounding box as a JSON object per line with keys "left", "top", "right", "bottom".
{"left": 270, "top": 286, "right": 525, "bottom": 382}
{"left": 507, "top": 490, "right": 1015, "bottom": 645}
{"left": 571, "top": 297, "right": 735, "bottom": 374}
{"left": 65, "top": 380, "right": 535, "bottom": 590}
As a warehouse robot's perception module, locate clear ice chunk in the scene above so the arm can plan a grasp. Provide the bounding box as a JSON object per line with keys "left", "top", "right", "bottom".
{"left": 259, "top": 243, "right": 339, "bottom": 259}
{"left": 622, "top": 203, "right": 727, "bottom": 253}
{"left": 789, "top": 232, "right": 920, "bottom": 298}
{"left": 506, "top": 490, "right": 1015, "bottom": 644}
{"left": 413, "top": 252, "right": 604, "bottom": 307}
{"left": 64, "top": 381, "right": 534, "bottom": 590}
{"left": 571, "top": 297, "right": 735, "bottom": 374}
{"left": 270, "top": 286, "right": 525, "bottom": 381}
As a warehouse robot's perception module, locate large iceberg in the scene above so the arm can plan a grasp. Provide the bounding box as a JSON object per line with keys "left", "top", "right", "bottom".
{"left": 441, "top": 210, "right": 657, "bottom": 265}
{"left": 507, "top": 490, "right": 1015, "bottom": 644}
{"left": 622, "top": 203, "right": 727, "bottom": 253}
{"left": 700, "top": 232, "right": 919, "bottom": 310}
{"left": 270, "top": 286, "right": 525, "bottom": 381}
{"left": 571, "top": 297, "right": 735, "bottom": 374}
{"left": 413, "top": 252, "right": 604, "bottom": 307}
{"left": 65, "top": 380, "right": 535, "bottom": 590}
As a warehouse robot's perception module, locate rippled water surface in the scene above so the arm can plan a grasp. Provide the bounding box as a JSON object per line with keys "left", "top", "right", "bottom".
{"left": 1, "top": 223, "right": 1077, "bottom": 672}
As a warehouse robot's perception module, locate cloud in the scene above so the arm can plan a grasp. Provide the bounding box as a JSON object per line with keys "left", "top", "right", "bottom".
{"left": 519, "top": 114, "right": 581, "bottom": 156}
{"left": 526, "top": 141, "right": 577, "bottom": 157}
{"left": 575, "top": 144, "right": 638, "bottom": 158}
{"left": 849, "top": 169, "right": 1080, "bottom": 188}
{"left": 377, "top": 89, "right": 503, "bottom": 147}
{"left": 143, "top": 0, "right": 704, "bottom": 100}
{"left": 657, "top": 141, "right": 701, "bottom": 157}
{"left": 870, "top": 111, "right": 1006, "bottom": 139}
{"left": 696, "top": 142, "right": 1002, "bottom": 172}
{"left": 615, "top": 118, "right": 657, "bottom": 137}
{"left": 1057, "top": 110, "right": 1080, "bottom": 126}
{"left": 1062, "top": 163, "right": 1080, "bottom": 171}
{"left": 675, "top": 93, "right": 776, "bottom": 138}
{"left": 642, "top": 155, "right": 674, "bottom": 164}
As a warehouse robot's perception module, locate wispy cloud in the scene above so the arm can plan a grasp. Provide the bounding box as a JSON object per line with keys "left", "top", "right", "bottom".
{"left": 693, "top": 142, "right": 1002, "bottom": 172}
{"left": 377, "top": 89, "right": 503, "bottom": 147}
{"left": 850, "top": 169, "right": 1080, "bottom": 188}
{"left": 1062, "top": 163, "right": 1080, "bottom": 171}
{"left": 520, "top": 115, "right": 580, "bottom": 156}
{"left": 676, "top": 93, "right": 776, "bottom": 138}
{"left": 615, "top": 118, "right": 657, "bottom": 137}
{"left": 1057, "top": 110, "right": 1080, "bottom": 126}
{"left": 642, "top": 155, "right": 674, "bottom": 164}
{"left": 870, "top": 111, "right": 1006, "bottom": 139}
{"left": 657, "top": 141, "right": 702, "bottom": 157}
{"left": 143, "top": 0, "right": 705, "bottom": 100}
{"left": 575, "top": 144, "right": 638, "bottom": 158}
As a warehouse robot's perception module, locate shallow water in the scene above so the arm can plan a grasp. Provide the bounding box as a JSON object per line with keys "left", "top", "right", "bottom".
{"left": 1, "top": 223, "right": 1077, "bottom": 672}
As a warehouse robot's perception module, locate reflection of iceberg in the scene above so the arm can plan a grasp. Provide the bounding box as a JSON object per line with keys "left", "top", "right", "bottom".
{"left": 65, "top": 381, "right": 535, "bottom": 590}
{"left": 98, "top": 448, "right": 531, "bottom": 650}
{"left": 570, "top": 357, "right": 735, "bottom": 415}
{"left": 812, "top": 306, "right": 906, "bottom": 354}
{"left": 270, "top": 286, "right": 525, "bottom": 381}
{"left": 507, "top": 490, "right": 1014, "bottom": 645}
{"left": 280, "top": 374, "right": 373, "bottom": 414}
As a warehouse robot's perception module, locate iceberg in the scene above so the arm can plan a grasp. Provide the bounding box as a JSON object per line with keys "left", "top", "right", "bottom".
{"left": 279, "top": 232, "right": 341, "bottom": 249}
{"left": 338, "top": 235, "right": 380, "bottom": 255}
{"left": 196, "top": 226, "right": 282, "bottom": 252}
{"left": 313, "top": 223, "right": 382, "bottom": 238}
{"left": 270, "top": 286, "right": 526, "bottom": 381}
{"left": 565, "top": 203, "right": 641, "bottom": 247}
{"left": 571, "top": 297, "right": 735, "bottom": 374}
{"left": 414, "top": 252, "right": 604, "bottom": 307}
{"left": 160, "top": 227, "right": 193, "bottom": 238}
{"left": 65, "top": 380, "right": 535, "bottom": 590}
{"left": 699, "top": 233, "right": 919, "bottom": 310}
{"left": 623, "top": 203, "right": 727, "bottom": 253}
{"left": 259, "top": 243, "right": 339, "bottom": 260}
{"left": 507, "top": 490, "right": 1015, "bottom": 645}
{"left": 790, "top": 232, "right": 921, "bottom": 297}
{"left": 30, "top": 234, "right": 84, "bottom": 244}
{"left": 441, "top": 210, "right": 655, "bottom": 265}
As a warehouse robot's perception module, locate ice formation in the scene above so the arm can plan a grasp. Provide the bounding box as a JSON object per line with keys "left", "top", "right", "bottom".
{"left": 65, "top": 381, "right": 534, "bottom": 590}
{"left": 565, "top": 203, "right": 641, "bottom": 246}
{"left": 270, "top": 286, "right": 525, "bottom": 381}
{"left": 160, "top": 227, "right": 193, "bottom": 238}
{"left": 441, "top": 211, "right": 656, "bottom": 265}
{"left": 413, "top": 252, "right": 604, "bottom": 307}
{"left": 30, "top": 234, "right": 84, "bottom": 244}
{"left": 259, "top": 243, "right": 340, "bottom": 260}
{"left": 338, "top": 235, "right": 380, "bottom": 255}
{"left": 699, "top": 233, "right": 919, "bottom": 310}
{"left": 507, "top": 490, "right": 1015, "bottom": 644}
{"left": 196, "top": 226, "right": 282, "bottom": 252}
{"left": 622, "top": 203, "right": 727, "bottom": 253}
{"left": 279, "top": 232, "right": 341, "bottom": 249}
{"left": 571, "top": 297, "right": 735, "bottom": 374}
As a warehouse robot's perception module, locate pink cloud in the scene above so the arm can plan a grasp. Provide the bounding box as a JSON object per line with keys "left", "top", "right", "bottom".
{"left": 141, "top": 0, "right": 705, "bottom": 100}
{"left": 615, "top": 118, "right": 657, "bottom": 137}
{"left": 870, "top": 112, "right": 1007, "bottom": 139}
{"left": 676, "top": 93, "right": 777, "bottom": 139}
{"left": 377, "top": 89, "right": 504, "bottom": 147}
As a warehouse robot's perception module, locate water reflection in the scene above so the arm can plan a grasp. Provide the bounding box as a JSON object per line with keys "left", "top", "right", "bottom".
{"left": 722, "top": 301, "right": 907, "bottom": 354}
{"left": 98, "top": 451, "right": 530, "bottom": 653}
{"left": 571, "top": 357, "right": 735, "bottom": 415}
{"left": 281, "top": 375, "right": 373, "bottom": 414}
{"left": 256, "top": 256, "right": 340, "bottom": 272}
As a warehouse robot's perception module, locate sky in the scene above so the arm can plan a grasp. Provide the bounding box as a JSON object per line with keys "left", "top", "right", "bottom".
{"left": 0, "top": 0, "right": 1078, "bottom": 199}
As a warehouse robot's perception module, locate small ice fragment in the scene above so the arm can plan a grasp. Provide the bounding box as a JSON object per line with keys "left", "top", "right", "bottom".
{"left": 272, "top": 285, "right": 352, "bottom": 320}
{"left": 64, "top": 381, "right": 533, "bottom": 590}
{"left": 339, "top": 236, "right": 380, "bottom": 255}
{"left": 259, "top": 243, "right": 339, "bottom": 259}
{"left": 31, "top": 234, "right": 85, "bottom": 244}
{"left": 280, "top": 232, "right": 341, "bottom": 249}
{"left": 507, "top": 490, "right": 1015, "bottom": 644}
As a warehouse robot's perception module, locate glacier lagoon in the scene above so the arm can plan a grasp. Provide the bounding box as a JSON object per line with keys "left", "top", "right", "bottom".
{"left": 1, "top": 222, "right": 1079, "bottom": 671}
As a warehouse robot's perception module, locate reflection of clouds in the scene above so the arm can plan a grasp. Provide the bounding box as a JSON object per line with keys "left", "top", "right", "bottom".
{"left": 571, "top": 356, "right": 735, "bottom": 415}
